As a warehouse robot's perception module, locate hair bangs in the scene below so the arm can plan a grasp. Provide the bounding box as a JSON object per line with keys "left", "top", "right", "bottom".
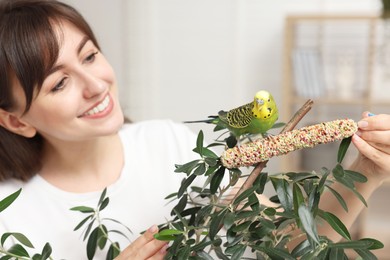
{"left": 1, "top": 7, "right": 59, "bottom": 113}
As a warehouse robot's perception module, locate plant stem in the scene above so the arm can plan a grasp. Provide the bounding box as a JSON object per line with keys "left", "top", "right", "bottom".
{"left": 231, "top": 99, "right": 314, "bottom": 206}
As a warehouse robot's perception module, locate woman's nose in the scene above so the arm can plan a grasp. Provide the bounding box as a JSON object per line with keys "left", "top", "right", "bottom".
{"left": 79, "top": 71, "right": 106, "bottom": 98}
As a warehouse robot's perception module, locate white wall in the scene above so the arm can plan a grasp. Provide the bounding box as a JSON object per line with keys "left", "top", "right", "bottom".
{"left": 63, "top": 0, "right": 381, "bottom": 173}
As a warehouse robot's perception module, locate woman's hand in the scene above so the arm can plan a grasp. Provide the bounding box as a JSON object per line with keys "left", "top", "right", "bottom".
{"left": 351, "top": 112, "right": 390, "bottom": 185}
{"left": 115, "top": 225, "right": 168, "bottom": 260}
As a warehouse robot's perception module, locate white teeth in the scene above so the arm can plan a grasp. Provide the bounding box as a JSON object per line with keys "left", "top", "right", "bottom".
{"left": 84, "top": 95, "right": 110, "bottom": 116}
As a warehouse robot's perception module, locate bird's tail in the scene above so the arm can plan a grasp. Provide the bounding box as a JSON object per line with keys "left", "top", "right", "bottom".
{"left": 183, "top": 115, "right": 218, "bottom": 124}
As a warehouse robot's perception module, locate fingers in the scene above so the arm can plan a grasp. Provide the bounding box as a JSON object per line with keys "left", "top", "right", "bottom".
{"left": 352, "top": 134, "right": 387, "bottom": 170}
{"left": 357, "top": 113, "right": 390, "bottom": 131}
{"left": 352, "top": 134, "right": 378, "bottom": 160}
{"left": 356, "top": 130, "right": 390, "bottom": 148}
{"left": 116, "top": 225, "right": 168, "bottom": 260}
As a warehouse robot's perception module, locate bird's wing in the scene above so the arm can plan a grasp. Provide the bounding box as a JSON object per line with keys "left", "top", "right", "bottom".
{"left": 219, "top": 102, "right": 253, "bottom": 129}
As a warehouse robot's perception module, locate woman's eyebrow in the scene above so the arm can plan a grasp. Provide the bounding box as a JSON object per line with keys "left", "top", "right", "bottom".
{"left": 77, "top": 36, "right": 90, "bottom": 55}
{"left": 46, "top": 36, "right": 91, "bottom": 76}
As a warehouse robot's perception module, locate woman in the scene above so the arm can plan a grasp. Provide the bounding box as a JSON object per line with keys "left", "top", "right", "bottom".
{"left": 0, "top": 0, "right": 194, "bottom": 259}
{"left": 0, "top": 0, "right": 389, "bottom": 259}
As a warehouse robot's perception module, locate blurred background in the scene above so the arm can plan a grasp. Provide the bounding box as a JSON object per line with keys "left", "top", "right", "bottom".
{"left": 63, "top": 0, "right": 389, "bottom": 258}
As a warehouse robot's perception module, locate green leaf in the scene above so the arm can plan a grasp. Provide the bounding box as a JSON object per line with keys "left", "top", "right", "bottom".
{"left": 99, "top": 197, "right": 110, "bottom": 211}
{"left": 230, "top": 244, "right": 246, "bottom": 260}
{"left": 298, "top": 204, "right": 320, "bottom": 244}
{"left": 87, "top": 227, "right": 99, "bottom": 260}
{"left": 271, "top": 178, "right": 293, "bottom": 212}
{"left": 154, "top": 229, "right": 183, "bottom": 241}
{"left": 106, "top": 242, "right": 120, "bottom": 260}
{"left": 74, "top": 215, "right": 94, "bottom": 231}
{"left": 209, "top": 209, "right": 228, "bottom": 240}
{"left": 355, "top": 248, "right": 377, "bottom": 260}
{"left": 0, "top": 189, "right": 21, "bottom": 213}
{"left": 196, "top": 251, "right": 214, "bottom": 260}
{"left": 337, "top": 136, "right": 352, "bottom": 163}
{"left": 83, "top": 220, "right": 95, "bottom": 241}
{"left": 350, "top": 187, "right": 368, "bottom": 207}
{"left": 319, "top": 211, "right": 351, "bottom": 240}
{"left": 328, "top": 240, "right": 373, "bottom": 249}
{"left": 286, "top": 172, "right": 317, "bottom": 182}
{"left": 1, "top": 232, "right": 34, "bottom": 248}
{"left": 178, "top": 174, "right": 197, "bottom": 198}
{"left": 204, "top": 163, "right": 220, "bottom": 176}
{"left": 344, "top": 170, "right": 368, "bottom": 183}
{"left": 193, "top": 163, "right": 206, "bottom": 176}
{"left": 318, "top": 168, "right": 330, "bottom": 193}
{"left": 263, "top": 207, "right": 276, "bottom": 217}
{"left": 333, "top": 164, "right": 355, "bottom": 190}
{"left": 98, "top": 225, "right": 108, "bottom": 250}
{"left": 232, "top": 221, "right": 251, "bottom": 233}
{"left": 40, "top": 243, "right": 52, "bottom": 260}
{"left": 156, "top": 229, "right": 184, "bottom": 237}
{"left": 293, "top": 183, "right": 304, "bottom": 216}
{"left": 171, "top": 194, "right": 187, "bottom": 216}
{"left": 191, "top": 237, "right": 215, "bottom": 252}
{"left": 253, "top": 245, "right": 295, "bottom": 260}
{"left": 326, "top": 185, "right": 348, "bottom": 212}
{"left": 177, "top": 245, "right": 191, "bottom": 259}
{"left": 291, "top": 240, "right": 311, "bottom": 258}
{"left": 329, "top": 248, "right": 345, "bottom": 260}
{"left": 98, "top": 188, "right": 107, "bottom": 206}
{"left": 196, "top": 130, "right": 204, "bottom": 156}
{"left": 193, "top": 147, "right": 219, "bottom": 159}
{"left": 70, "top": 206, "right": 95, "bottom": 213}
{"left": 0, "top": 255, "right": 13, "bottom": 260}
{"left": 223, "top": 212, "right": 236, "bottom": 230}
{"left": 260, "top": 218, "right": 276, "bottom": 230}
{"left": 174, "top": 160, "right": 202, "bottom": 174}
{"left": 359, "top": 238, "right": 384, "bottom": 250}
{"left": 233, "top": 185, "right": 257, "bottom": 206}
{"left": 8, "top": 244, "right": 30, "bottom": 257}
{"left": 164, "top": 192, "right": 178, "bottom": 200}
{"left": 255, "top": 172, "right": 268, "bottom": 194}
{"left": 210, "top": 166, "right": 225, "bottom": 194}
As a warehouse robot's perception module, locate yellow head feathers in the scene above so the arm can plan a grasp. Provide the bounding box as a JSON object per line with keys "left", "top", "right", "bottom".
{"left": 252, "top": 90, "right": 277, "bottom": 120}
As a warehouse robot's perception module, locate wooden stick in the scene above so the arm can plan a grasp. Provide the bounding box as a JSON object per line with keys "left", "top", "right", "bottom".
{"left": 231, "top": 99, "right": 314, "bottom": 204}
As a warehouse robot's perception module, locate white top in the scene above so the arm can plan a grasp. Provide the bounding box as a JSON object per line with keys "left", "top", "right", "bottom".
{"left": 0, "top": 120, "right": 199, "bottom": 259}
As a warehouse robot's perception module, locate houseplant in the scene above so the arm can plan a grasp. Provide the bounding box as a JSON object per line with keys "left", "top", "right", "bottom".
{"left": 154, "top": 100, "right": 383, "bottom": 259}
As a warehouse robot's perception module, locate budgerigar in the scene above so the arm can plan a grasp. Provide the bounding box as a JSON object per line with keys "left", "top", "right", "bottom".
{"left": 185, "top": 90, "right": 279, "bottom": 139}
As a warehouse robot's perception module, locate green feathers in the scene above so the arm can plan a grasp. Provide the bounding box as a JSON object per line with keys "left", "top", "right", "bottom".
{"left": 185, "top": 90, "right": 279, "bottom": 139}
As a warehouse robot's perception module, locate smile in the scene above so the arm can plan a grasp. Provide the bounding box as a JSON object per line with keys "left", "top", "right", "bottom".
{"left": 81, "top": 95, "right": 110, "bottom": 117}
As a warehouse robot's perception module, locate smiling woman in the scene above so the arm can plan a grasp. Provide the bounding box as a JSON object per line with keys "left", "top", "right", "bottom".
{"left": 0, "top": 0, "right": 194, "bottom": 259}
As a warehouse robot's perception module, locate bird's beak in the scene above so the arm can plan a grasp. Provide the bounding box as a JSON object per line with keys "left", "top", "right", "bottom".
{"left": 256, "top": 99, "right": 264, "bottom": 106}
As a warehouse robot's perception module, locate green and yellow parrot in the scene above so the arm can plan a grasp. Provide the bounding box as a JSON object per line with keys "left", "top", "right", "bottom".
{"left": 185, "top": 90, "right": 279, "bottom": 139}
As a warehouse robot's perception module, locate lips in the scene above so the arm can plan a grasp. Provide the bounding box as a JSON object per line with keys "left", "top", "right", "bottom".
{"left": 80, "top": 95, "right": 111, "bottom": 117}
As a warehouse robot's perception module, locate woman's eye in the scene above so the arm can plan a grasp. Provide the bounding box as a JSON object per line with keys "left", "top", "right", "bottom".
{"left": 84, "top": 51, "right": 99, "bottom": 64}
{"left": 51, "top": 77, "right": 67, "bottom": 93}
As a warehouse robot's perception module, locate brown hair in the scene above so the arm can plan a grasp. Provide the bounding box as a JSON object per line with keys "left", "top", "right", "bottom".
{"left": 0, "top": 0, "right": 100, "bottom": 181}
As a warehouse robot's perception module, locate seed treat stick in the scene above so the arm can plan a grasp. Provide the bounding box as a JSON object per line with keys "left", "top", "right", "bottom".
{"left": 221, "top": 119, "right": 358, "bottom": 169}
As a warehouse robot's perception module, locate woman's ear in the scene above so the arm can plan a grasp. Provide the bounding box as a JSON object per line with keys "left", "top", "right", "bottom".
{"left": 0, "top": 109, "right": 37, "bottom": 138}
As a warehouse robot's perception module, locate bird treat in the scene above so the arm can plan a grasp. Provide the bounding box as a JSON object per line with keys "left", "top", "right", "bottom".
{"left": 220, "top": 119, "right": 358, "bottom": 169}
